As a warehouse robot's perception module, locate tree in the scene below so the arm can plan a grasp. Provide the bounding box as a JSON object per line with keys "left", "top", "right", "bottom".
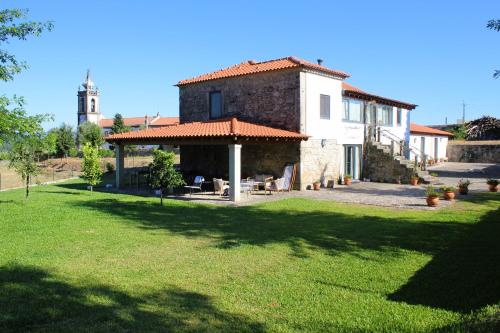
{"left": 0, "top": 95, "right": 51, "bottom": 145}
{"left": 148, "top": 150, "right": 185, "bottom": 206}
{"left": 487, "top": 19, "right": 500, "bottom": 78}
{"left": 111, "top": 113, "right": 131, "bottom": 134}
{"left": 43, "top": 129, "right": 58, "bottom": 158}
{"left": 0, "top": 8, "right": 53, "bottom": 144}
{"left": 8, "top": 136, "right": 42, "bottom": 199}
{"left": 81, "top": 143, "right": 102, "bottom": 192}
{"left": 55, "top": 123, "right": 75, "bottom": 158}
{"left": 78, "top": 121, "right": 104, "bottom": 148}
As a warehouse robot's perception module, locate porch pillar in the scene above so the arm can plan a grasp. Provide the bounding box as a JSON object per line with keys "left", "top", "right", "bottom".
{"left": 115, "top": 144, "right": 125, "bottom": 189}
{"left": 228, "top": 144, "right": 241, "bottom": 202}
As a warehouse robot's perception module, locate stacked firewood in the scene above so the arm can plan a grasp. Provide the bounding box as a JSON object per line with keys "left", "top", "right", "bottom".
{"left": 465, "top": 116, "right": 500, "bottom": 140}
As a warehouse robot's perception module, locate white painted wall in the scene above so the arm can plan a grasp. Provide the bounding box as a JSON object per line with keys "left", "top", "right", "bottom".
{"left": 409, "top": 134, "right": 449, "bottom": 162}
{"left": 301, "top": 71, "right": 412, "bottom": 178}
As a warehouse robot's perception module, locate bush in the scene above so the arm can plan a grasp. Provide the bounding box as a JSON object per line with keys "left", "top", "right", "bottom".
{"left": 458, "top": 179, "right": 471, "bottom": 188}
{"left": 105, "top": 162, "right": 115, "bottom": 173}
{"left": 68, "top": 147, "right": 78, "bottom": 157}
{"left": 441, "top": 186, "right": 456, "bottom": 193}
{"left": 99, "top": 149, "right": 115, "bottom": 158}
{"left": 0, "top": 151, "right": 9, "bottom": 160}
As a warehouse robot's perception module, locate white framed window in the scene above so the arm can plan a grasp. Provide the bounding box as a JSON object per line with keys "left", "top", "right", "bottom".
{"left": 343, "top": 99, "right": 363, "bottom": 122}
{"left": 396, "top": 108, "right": 402, "bottom": 126}
{"left": 377, "top": 105, "right": 393, "bottom": 126}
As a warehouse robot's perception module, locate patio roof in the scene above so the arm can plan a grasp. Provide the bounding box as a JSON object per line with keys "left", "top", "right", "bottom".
{"left": 105, "top": 117, "right": 308, "bottom": 145}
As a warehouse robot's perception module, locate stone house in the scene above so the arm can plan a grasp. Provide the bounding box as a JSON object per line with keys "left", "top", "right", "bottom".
{"left": 176, "top": 56, "right": 416, "bottom": 189}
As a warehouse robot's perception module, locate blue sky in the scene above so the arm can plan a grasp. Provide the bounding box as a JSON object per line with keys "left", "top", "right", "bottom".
{"left": 1, "top": 0, "right": 499, "bottom": 129}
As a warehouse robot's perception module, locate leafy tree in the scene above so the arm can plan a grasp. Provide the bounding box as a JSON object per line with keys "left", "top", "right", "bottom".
{"left": 111, "top": 113, "right": 131, "bottom": 134}
{"left": 0, "top": 8, "right": 53, "bottom": 144}
{"left": 1, "top": 8, "right": 53, "bottom": 81}
{"left": 81, "top": 143, "right": 102, "bottom": 192}
{"left": 77, "top": 121, "right": 104, "bottom": 148}
{"left": 148, "top": 149, "right": 185, "bottom": 206}
{"left": 55, "top": 123, "right": 75, "bottom": 158}
{"left": 43, "top": 129, "right": 58, "bottom": 158}
{"left": 8, "top": 136, "right": 43, "bottom": 199}
{"left": 452, "top": 124, "right": 467, "bottom": 140}
{"left": 0, "top": 95, "right": 51, "bottom": 145}
{"left": 487, "top": 19, "right": 500, "bottom": 78}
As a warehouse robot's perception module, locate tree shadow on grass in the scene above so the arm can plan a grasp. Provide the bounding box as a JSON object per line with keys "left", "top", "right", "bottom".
{"left": 389, "top": 205, "right": 500, "bottom": 313}
{"left": 68, "top": 195, "right": 469, "bottom": 259}
{"left": 0, "top": 265, "right": 264, "bottom": 333}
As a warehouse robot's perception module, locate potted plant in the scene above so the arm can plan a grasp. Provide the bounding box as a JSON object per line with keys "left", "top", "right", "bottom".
{"left": 425, "top": 185, "right": 440, "bottom": 207}
{"left": 344, "top": 174, "right": 352, "bottom": 185}
{"left": 410, "top": 175, "right": 419, "bottom": 186}
{"left": 441, "top": 186, "right": 456, "bottom": 200}
{"left": 313, "top": 180, "right": 321, "bottom": 191}
{"left": 486, "top": 179, "right": 499, "bottom": 192}
{"left": 458, "top": 179, "right": 470, "bottom": 195}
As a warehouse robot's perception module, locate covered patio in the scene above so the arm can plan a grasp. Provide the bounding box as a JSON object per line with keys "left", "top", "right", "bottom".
{"left": 105, "top": 117, "right": 308, "bottom": 202}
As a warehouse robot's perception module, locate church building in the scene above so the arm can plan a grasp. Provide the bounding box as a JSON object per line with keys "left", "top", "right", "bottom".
{"left": 77, "top": 70, "right": 179, "bottom": 139}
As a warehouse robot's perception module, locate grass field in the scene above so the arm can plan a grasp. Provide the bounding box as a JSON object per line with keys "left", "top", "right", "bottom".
{"left": 0, "top": 179, "right": 498, "bottom": 332}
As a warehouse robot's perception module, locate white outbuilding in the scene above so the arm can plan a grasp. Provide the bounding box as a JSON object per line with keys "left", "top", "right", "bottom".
{"left": 409, "top": 123, "right": 453, "bottom": 163}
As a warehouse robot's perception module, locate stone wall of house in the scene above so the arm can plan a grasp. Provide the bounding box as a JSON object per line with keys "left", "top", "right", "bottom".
{"left": 180, "top": 143, "right": 300, "bottom": 184}
{"left": 363, "top": 142, "right": 415, "bottom": 183}
{"left": 447, "top": 141, "right": 500, "bottom": 163}
{"left": 179, "top": 69, "right": 301, "bottom": 132}
{"left": 299, "top": 139, "right": 342, "bottom": 190}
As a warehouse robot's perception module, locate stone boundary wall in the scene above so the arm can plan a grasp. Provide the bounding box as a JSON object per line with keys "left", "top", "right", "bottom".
{"left": 447, "top": 140, "right": 500, "bottom": 163}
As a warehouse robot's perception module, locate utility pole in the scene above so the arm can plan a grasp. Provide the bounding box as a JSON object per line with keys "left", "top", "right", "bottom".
{"left": 461, "top": 100, "right": 467, "bottom": 124}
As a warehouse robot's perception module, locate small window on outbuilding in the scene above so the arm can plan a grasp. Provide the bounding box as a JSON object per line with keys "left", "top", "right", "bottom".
{"left": 320, "top": 94, "right": 330, "bottom": 120}
{"left": 209, "top": 91, "right": 222, "bottom": 119}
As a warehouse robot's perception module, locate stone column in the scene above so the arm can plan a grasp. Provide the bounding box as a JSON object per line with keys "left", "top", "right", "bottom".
{"left": 228, "top": 144, "right": 241, "bottom": 202}
{"left": 115, "top": 144, "right": 125, "bottom": 189}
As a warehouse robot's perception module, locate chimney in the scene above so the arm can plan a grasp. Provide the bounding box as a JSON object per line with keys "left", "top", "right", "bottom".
{"left": 144, "top": 115, "right": 148, "bottom": 129}
{"left": 317, "top": 58, "right": 323, "bottom": 66}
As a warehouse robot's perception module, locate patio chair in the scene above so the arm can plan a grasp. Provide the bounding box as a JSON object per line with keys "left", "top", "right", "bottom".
{"left": 184, "top": 176, "right": 204, "bottom": 195}
{"left": 213, "top": 178, "right": 229, "bottom": 196}
{"left": 265, "top": 177, "right": 286, "bottom": 194}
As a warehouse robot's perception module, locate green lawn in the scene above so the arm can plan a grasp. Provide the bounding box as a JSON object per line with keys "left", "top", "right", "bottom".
{"left": 0, "top": 179, "right": 499, "bottom": 332}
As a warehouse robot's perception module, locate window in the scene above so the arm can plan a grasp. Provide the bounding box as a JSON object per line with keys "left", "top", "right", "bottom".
{"left": 209, "top": 91, "right": 222, "bottom": 119}
{"left": 343, "top": 99, "right": 363, "bottom": 122}
{"left": 91, "top": 99, "right": 95, "bottom": 113}
{"left": 79, "top": 98, "right": 85, "bottom": 113}
{"left": 320, "top": 94, "right": 330, "bottom": 119}
{"left": 377, "top": 105, "right": 393, "bottom": 126}
{"left": 396, "top": 108, "right": 402, "bottom": 126}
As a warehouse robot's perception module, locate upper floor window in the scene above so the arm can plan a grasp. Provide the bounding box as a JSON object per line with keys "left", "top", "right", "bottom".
{"left": 396, "top": 108, "right": 402, "bottom": 126}
{"left": 320, "top": 94, "right": 330, "bottom": 119}
{"left": 79, "top": 97, "right": 85, "bottom": 113}
{"left": 91, "top": 98, "right": 96, "bottom": 113}
{"left": 343, "top": 99, "right": 363, "bottom": 122}
{"left": 209, "top": 91, "right": 222, "bottom": 119}
{"left": 377, "top": 105, "right": 393, "bottom": 126}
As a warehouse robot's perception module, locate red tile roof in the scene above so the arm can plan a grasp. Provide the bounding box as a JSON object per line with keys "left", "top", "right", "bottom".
{"left": 99, "top": 116, "right": 179, "bottom": 128}
{"left": 410, "top": 123, "right": 453, "bottom": 136}
{"left": 106, "top": 117, "right": 308, "bottom": 142}
{"left": 150, "top": 117, "right": 179, "bottom": 126}
{"left": 342, "top": 82, "right": 417, "bottom": 110}
{"left": 177, "top": 56, "right": 350, "bottom": 86}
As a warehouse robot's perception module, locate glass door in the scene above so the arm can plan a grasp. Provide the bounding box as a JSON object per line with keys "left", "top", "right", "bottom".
{"left": 344, "top": 145, "right": 361, "bottom": 180}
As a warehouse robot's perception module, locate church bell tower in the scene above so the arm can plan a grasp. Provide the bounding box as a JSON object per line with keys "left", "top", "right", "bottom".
{"left": 77, "top": 70, "right": 102, "bottom": 126}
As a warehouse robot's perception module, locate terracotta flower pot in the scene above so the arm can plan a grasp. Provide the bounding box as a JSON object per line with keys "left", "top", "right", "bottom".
{"left": 443, "top": 191, "right": 455, "bottom": 200}
{"left": 459, "top": 187, "right": 469, "bottom": 195}
{"left": 313, "top": 182, "right": 321, "bottom": 191}
{"left": 426, "top": 196, "right": 440, "bottom": 207}
{"left": 410, "top": 178, "right": 419, "bottom": 186}
{"left": 488, "top": 184, "right": 499, "bottom": 192}
{"left": 344, "top": 177, "right": 352, "bottom": 185}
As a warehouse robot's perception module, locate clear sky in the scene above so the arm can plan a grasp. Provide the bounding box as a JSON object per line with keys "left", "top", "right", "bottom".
{"left": 1, "top": 0, "right": 499, "bottom": 129}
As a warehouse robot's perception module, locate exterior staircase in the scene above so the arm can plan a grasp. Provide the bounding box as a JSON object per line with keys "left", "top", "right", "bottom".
{"left": 370, "top": 142, "right": 432, "bottom": 183}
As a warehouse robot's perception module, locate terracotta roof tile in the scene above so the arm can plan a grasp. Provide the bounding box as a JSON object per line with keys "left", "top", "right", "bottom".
{"left": 99, "top": 116, "right": 179, "bottom": 128}
{"left": 342, "top": 82, "right": 417, "bottom": 110}
{"left": 410, "top": 123, "right": 453, "bottom": 136}
{"left": 106, "top": 118, "right": 308, "bottom": 142}
{"left": 177, "top": 56, "right": 349, "bottom": 86}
